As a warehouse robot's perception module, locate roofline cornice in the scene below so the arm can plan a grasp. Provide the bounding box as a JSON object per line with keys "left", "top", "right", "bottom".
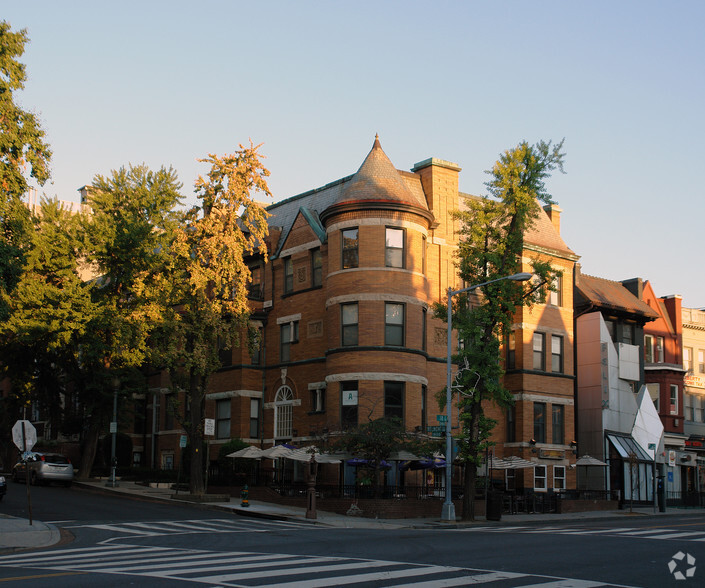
{"left": 524, "top": 242, "right": 580, "bottom": 262}
{"left": 319, "top": 200, "right": 434, "bottom": 226}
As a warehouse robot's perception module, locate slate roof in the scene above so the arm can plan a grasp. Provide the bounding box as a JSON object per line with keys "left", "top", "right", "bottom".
{"left": 265, "top": 136, "right": 428, "bottom": 256}
{"left": 575, "top": 271, "right": 660, "bottom": 320}
{"left": 524, "top": 205, "right": 577, "bottom": 259}
{"left": 334, "top": 134, "right": 429, "bottom": 209}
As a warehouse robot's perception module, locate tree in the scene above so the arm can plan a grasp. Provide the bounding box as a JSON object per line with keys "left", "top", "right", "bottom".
{"left": 332, "top": 417, "right": 438, "bottom": 497}
{"left": 0, "top": 21, "right": 52, "bottom": 322}
{"left": 0, "top": 199, "right": 93, "bottom": 460}
{"left": 75, "top": 164, "right": 184, "bottom": 479}
{"left": 435, "top": 140, "right": 565, "bottom": 521}
{"left": 138, "top": 142, "right": 271, "bottom": 496}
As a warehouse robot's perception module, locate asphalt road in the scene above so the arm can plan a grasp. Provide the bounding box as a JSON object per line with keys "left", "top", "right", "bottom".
{"left": 1, "top": 483, "right": 704, "bottom": 587}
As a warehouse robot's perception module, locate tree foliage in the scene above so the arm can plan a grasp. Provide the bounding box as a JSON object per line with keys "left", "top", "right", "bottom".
{"left": 434, "top": 139, "right": 565, "bottom": 520}
{"left": 137, "top": 142, "right": 271, "bottom": 496}
{"left": 332, "top": 417, "right": 438, "bottom": 495}
{"left": 72, "top": 164, "right": 184, "bottom": 479}
{"left": 0, "top": 21, "right": 52, "bottom": 322}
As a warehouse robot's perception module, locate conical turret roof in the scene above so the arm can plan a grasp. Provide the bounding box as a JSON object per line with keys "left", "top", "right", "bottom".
{"left": 334, "top": 135, "right": 428, "bottom": 209}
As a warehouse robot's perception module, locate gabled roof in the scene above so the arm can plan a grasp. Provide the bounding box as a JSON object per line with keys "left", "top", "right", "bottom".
{"left": 575, "top": 271, "right": 660, "bottom": 320}
{"left": 524, "top": 204, "right": 577, "bottom": 259}
{"left": 334, "top": 135, "right": 428, "bottom": 209}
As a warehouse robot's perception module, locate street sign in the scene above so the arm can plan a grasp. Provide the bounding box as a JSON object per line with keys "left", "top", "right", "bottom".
{"left": 204, "top": 418, "right": 215, "bottom": 436}
{"left": 12, "top": 420, "right": 37, "bottom": 452}
{"left": 109, "top": 421, "right": 118, "bottom": 434}
{"left": 179, "top": 434, "right": 187, "bottom": 448}
{"left": 436, "top": 414, "right": 448, "bottom": 423}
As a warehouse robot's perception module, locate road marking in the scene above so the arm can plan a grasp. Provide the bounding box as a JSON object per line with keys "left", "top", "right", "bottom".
{"left": 0, "top": 571, "right": 86, "bottom": 582}
{"left": 0, "top": 545, "right": 626, "bottom": 587}
{"left": 67, "top": 516, "right": 313, "bottom": 537}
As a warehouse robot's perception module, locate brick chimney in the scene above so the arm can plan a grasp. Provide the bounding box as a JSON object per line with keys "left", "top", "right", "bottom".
{"left": 543, "top": 203, "right": 562, "bottom": 235}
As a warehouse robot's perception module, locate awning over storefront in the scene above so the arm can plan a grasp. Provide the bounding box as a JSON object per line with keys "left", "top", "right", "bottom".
{"left": 607, "top": 433, "right": 653, "bottom": 462}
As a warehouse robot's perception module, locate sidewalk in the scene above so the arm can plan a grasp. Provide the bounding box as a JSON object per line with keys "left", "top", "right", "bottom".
{"left": 3, "top": 479, "right": 705, "bottom": 551}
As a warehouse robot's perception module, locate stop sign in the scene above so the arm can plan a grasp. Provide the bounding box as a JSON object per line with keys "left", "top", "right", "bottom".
{"left": 12, "top": 419, "right": 37, "bottom": 452}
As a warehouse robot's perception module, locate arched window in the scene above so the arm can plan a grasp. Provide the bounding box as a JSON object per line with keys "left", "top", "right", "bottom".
{"left": 274, "top": 386, "right": 294, "bottom": 439}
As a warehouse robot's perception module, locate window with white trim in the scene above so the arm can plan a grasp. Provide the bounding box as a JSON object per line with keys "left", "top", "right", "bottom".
{"left": 670, "top": 384, "right": 679, "bottom": 415}
{"left": 534, "top": 465, "right": 547, "bottom": 491}
{"left": 553, "top": 465, "right": 566, "bottom": 491}
{"left": 274, "top": 386, "right": 293, "bottom": 439}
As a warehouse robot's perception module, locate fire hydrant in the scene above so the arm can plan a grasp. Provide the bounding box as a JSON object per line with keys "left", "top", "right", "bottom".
{"left": 240, "top": 485, "right": 250, "bottom": 507}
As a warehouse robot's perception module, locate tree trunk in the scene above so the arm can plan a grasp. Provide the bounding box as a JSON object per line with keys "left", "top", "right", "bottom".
{"left": 460, "top": 401, "right": 482, "bottom": 521}
{"left": 188, "top": 371, "right": 205, "bottom": 496}
{"left": 77, "top": 419, "right": 101, "bottom": 481}
{"left": 462, "top": 461, "right": 477, "bottom": 521}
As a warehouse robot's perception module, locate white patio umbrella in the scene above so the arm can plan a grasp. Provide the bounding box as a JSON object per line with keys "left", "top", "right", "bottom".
{"left": 287, "top": 446, "right": 341, "bottom": 463}
{"left": 575, "top": 454, "right": 607, "bottom": 467}
{"left": 260, "top": 445, "right": 295, "bottom": 459}
{"left": 226, "top": 446, "right": 264, "bottom": 459}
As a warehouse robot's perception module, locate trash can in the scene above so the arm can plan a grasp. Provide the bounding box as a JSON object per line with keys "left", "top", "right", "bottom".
{"left": 486, "top": 491, "right": 503, "bottom": 521}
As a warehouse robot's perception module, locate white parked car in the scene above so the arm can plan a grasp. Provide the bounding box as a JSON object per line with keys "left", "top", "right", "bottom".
{"left": 12, "top": 452, "right": 74, "bottom": 487}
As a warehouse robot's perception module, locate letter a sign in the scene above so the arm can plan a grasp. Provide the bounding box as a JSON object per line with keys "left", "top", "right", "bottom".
{"left": 342, "top": 389, "right": 358, "bottom": 406}
{"left": 12, "top": 419, "right": 37, "bottom": 452}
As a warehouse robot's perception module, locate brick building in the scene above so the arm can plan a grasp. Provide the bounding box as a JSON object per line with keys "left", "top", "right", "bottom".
{"left": 133, "top": 136, "right": 580, "bottom": 493}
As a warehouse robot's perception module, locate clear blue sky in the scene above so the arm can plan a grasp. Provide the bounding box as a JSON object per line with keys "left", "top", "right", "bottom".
{"left": 6, "top": 1, "right": 704, "bottom": 306}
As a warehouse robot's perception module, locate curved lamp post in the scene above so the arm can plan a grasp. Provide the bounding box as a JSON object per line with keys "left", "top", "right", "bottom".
{"left": 441, "top": 272, "right": 534, "bottom": 522}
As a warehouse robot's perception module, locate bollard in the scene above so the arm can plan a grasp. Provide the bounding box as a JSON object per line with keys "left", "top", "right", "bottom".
{"left": 240, "top": 484, "right": 250, "bottom": 507}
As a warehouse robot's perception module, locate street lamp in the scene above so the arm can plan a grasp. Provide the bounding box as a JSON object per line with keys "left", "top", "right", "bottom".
{"left": 441, "top": 271, "right": 534, "bottom": 522}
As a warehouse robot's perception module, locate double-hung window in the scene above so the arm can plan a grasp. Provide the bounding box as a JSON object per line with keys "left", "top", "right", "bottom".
{"left": 644, "top": 335, "right": 654, "bottom": 363}
{"left": 311, "top": 248, "right": 322, "bottom": 287}
{"left": 533, "top": 332, "right": 545, "bottom": 371}
{"left": 552, "top": 404, "right": 565, "bottom": 445}
{"left": 385, "top": 227, "right": 404, "bottom": 268}
{"left": 551, "top": 335, "right": 563, "bottom": 373}
{"left": 249, "top": 398, "right": 260, "bottom": 439}
{"left": 342, "top": 228, "right": 359, "bottom": 269}
{"left": 280, "top": 321, "right": 299, "bottom": 362}
{"left": 384, "top": 381, "right": 404, "bottom": 421}
{"left": 554, "top": 466, "right": 566, "bottom": 491}
{"left": 385, "top": 303, "right": 404, "bottom": 346}
{"left": 534, "top": 465, "right": 547, "bottom": 491}
{"left": 670, "top": 385, "right": 679, "bottom": 415}
{"left": 283, "top": 257, "right": 293, "bottom": 294}
{"left": 549, "top": 275, "right": 562, "bottom": 306}
{"left": 216, "top": 399, "right": 231, "bottom": 440}
{"left": 507, "top": 332, "right": 516, "bottom": 370}
{"left": 341, "top": 381, "right": 358, "bottom": 429}
{"left": 341, "top": 303, "right": 358, "bottom": 346}
{"left": 534, "top": 402, "right": 546, "bottom": 443}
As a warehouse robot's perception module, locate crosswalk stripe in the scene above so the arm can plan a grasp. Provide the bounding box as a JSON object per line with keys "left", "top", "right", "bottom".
{"left": 392, "top": 570, "right": 529, "bottom": 587}
{"left": 86, "top": 523, "right": 158, "bottom": 535}
{"left": 0, "top": 545, "right": 173, "bottom": 565}
{"left": 638, "top": 531, "right": 705, "bottom": 540}
{"left": 188, "top": 562, "right": 459, "bottom": 586}
{"left": 519, "top": 580, "right": 606, "bottom": 587}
